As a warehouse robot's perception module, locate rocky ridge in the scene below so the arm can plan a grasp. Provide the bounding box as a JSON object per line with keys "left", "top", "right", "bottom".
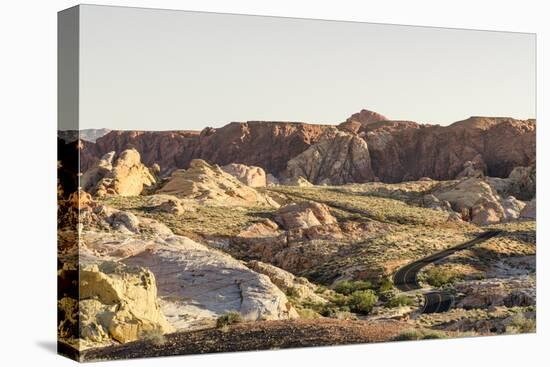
{"left": 157, "top": 159, "right": 278, "bottom": 207}
{"left": 284, "top": 128, "right": 376, "bottom": 185}
{"left": 80, "top": 110, "right": 535, "bottom": 185}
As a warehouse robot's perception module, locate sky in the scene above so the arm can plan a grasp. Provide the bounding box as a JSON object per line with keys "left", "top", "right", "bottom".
{"left": 76, "top": 5, "right": 536, "bottom": 130}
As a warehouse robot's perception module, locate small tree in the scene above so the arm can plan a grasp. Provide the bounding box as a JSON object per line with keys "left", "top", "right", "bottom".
{"left": 378, "top": 277, "right": 394, "bottom": 293}
{"left": 334, "top": 280, "right": 373, "bottom": 295}
{"left": 386, "top": 294, "right": 415, "bottom": 308}
{"left": 349, "top": 290, "right": 378, "bottom": 314}
{"left": 424, "top": 267, "right": 460, "bottom": 288}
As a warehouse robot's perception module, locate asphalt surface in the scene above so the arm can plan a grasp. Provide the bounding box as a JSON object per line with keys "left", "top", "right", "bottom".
{"left": 392, "top": 230, "right": 502, "bottom": 314}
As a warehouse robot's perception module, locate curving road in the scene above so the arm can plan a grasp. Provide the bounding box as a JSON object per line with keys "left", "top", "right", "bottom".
{"left": 392, "top": 230, "right": 502, "bottom": 314}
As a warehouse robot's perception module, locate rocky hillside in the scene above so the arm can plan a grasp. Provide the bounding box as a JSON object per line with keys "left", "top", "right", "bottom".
{"left": 79, "top": 110, "right": 535, "bottom": 184}
{"left": 81, "top": 122, "right": 328, "bottom": 176}
{"left": 59, "top": 125, "right": 536, "bottom": 357}
{"left": 364, "top": 116, "right": 535, "bottom": 182}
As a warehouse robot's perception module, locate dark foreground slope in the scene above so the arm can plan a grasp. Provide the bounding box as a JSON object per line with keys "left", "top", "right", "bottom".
{"left": 82, "top": 319, "right": 407, "bottom": 362}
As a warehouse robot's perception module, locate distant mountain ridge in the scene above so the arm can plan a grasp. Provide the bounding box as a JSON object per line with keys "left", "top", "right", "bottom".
{"left": 58, "top": 128, "right": 111, "bottom": 143}
{"left": 79, "top": 110, "right": 536, "bottom": 183}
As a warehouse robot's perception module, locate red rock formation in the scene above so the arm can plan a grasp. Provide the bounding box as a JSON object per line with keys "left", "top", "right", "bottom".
{"left": 364, "top": 116, "right": 536, "bottom": 182}
{"left": 81, "top": 130, "right": 199, "bottom": 174}
{"left": 82, "top": 122, "right": 328, "bottom": 177}
{"left": 338, "top": 109, "right": 388, "bottom": 133}
{"left": 80, "top": 111, "right": 535, "bottom": 183}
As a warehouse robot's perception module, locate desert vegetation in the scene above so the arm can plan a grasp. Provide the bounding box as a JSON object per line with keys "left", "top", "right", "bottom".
{"left": 58, "top": 111, "right": 536, "bottom": 360}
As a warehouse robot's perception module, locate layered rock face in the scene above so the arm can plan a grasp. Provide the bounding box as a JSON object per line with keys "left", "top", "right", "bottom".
{"left": 82, "top": 122, "right": 328, "bottom": 177}
{"left": 364, "top": 116, "right": 535, "bottom": 182}
{"left": 81, "top": 130, "right": 200, "bottom": 175}
{"left": 338, "top": 109, "right": 388, "bottom": 133}
{"left": 80, "top": 112, "right": 535, "bottom": 184}
{"left": 157, "top": 159, "right": 278, "bottom": 207}
{"left": 81, "top": 149, "right": 156, "bottom": 197}
{"left": 284, "top": 128, "right": 376, "bottom": 185}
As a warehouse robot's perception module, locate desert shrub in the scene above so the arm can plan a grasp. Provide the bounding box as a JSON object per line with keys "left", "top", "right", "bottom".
{"left": 421, "top": 331, "right": 447, "bottom": 339}
{"left": 393, "top": 329, "right": 447, "bottom": 341}
{"left": 319, "top": 305, "right": 341, "bottom": 318}
{"left": 216, "top": 311, "right": 243, "bottom": 328}
{"left": 297, "top": 308, "right": 321, "bottom": 319}
{"left": 334, "top": 280, "right": 374, "bottom": 295}
{"left": 423, "top": 267, "right": 460, "bottom": 288}
{"left": 378, "top": 277, "right": 394, "bottom": 293}
{"left": 329, "top": 292, "right": 351, "bottom": 307}
{"left": 334, "top": 311, "right": 356, "bottom": 320}
{"left": 349, "top": 290, "right": 378, "bottom": 314}
{"left": 393, "top": 330, "right": 422, "bottom": 341}
{"left": 506, "top": 314, "right": 536, "bottom": 334}
{"left": 318, "top": 298, "right": 352, "bottom": 317}
{"left": 386, "top": 294, "right": 415, "bottom": 308}
{"left": 139, "top": 328, "right": 166, "bottom": 346}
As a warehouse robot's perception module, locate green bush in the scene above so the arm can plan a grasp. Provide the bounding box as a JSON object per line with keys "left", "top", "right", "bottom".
{"left": 349, "top": 290, "right": 378, "bottom": 314}
{"left": 216, "top": 311, "right": 243, "bottom": 328}
{"left": 423, "top": 267, "right": 460, "bottom": 288}
{"left": 378, "top": 277, "right": 394, "bottom": 293}
{"left": 386, "top": 294, "right": 415, "bottom": 308}
{"left": 393, "top": 330, "right": 422, "bottom": 341}
{"left": 296, "top": 308, "right": 321, "bottom": 319}
{"left": 319, "top": 305, "right": 341, "bottom": 318}
{"left": 334, "top": 280, "right": 373, "bottom": 295}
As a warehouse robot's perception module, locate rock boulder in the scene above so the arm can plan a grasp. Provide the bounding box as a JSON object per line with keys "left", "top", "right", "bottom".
{"left": 81, "top": 149, "right": 156, "bottom": 197}
{"left": 221, "top": 163, "right": 267, "bottom": 187}
{"left": 157, "top": 159, "right": 278, "bottom": 207}
{"left": 75, "top": 261, "right": 173, "bottom": 344}
{"left": 275, "top": 201, "right": 337, "bottom": 230}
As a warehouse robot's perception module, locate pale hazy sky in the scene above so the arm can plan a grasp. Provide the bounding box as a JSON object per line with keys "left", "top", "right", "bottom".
{"left": 78, "top": 5, "right": 536, "bottom": 130}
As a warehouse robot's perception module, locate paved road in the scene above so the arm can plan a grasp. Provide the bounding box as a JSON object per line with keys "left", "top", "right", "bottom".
{"left": 392, "top": 230, "right": 502, "bottom": 314}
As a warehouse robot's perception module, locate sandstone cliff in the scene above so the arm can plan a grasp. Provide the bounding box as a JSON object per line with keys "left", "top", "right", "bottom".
{"left": 284, "top": 128, "right": 376, "bottom": 184}
{"left": 364, "top": 116, "right": 535, "bottom": 182}
{"left": 82, "top": 122, "right": 328, "bottom": 177}
{"left": 79, "top": 111, "right": 535, "bottom": 184}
